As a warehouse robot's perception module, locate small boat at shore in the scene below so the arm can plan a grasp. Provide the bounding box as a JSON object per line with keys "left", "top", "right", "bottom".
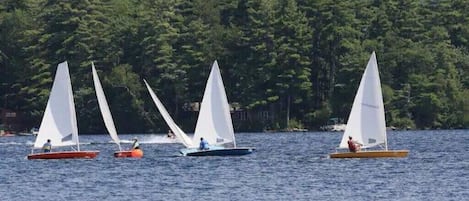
{"left": 17, "top": 128, "right": 38, "bottom": 136}
{"left": 329, "top": 52, "right": 408, "bottom": 159}
{"left": 28, "top": 61, "right": 99, "bottom": 160}
{"left": 0, "top": 131, "right": 16, "bottom": 137}
{"left": 17, "top": 133, "right": 33, "bottom": 136}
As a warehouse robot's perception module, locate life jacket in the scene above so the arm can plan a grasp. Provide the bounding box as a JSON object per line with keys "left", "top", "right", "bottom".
{"left": 43, "top": 143, "right": 51, "bottom": 152}
{"left": 347, "top": 140, "right": 357, "bottom": 152}
{"left": 199, "top": 140, "right": 209, "bottom": 150}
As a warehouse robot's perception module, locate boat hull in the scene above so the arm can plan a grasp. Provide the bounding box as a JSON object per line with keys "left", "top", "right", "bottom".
{"left": 114, "top": 149, "right": 143, "bottom": 158}
{"left": 27, "top": 151, "right": 99, "bottom": 160}
{"left": 181, "top": 147, "right": 255, "bottom": 156}
{"left": 329, "top": 150, "right": 409, "bottom": 158}
{"left": 17, "top": 132, "right": 35, "bottom": 136}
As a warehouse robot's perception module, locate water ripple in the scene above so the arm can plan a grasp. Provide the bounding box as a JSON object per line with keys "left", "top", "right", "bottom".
{"left": 0, "top": 130, "right": 468, "bottom": 200}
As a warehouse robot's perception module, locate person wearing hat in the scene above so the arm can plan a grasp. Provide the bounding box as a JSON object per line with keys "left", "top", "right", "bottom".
{"left": 347, "top": 136, "right": 362, "bottom": 152}
{"left": 131, "top": 137, "right": 140, "bottom": 150}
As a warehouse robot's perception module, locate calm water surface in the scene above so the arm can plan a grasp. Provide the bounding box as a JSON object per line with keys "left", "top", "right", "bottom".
{"left": 0, "top": 130, "right": 468, "bottom": 201}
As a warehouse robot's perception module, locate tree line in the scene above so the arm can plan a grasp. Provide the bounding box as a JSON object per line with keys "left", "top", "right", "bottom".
{"left": 1, "top": 0, "right": 468, "bottom": 133}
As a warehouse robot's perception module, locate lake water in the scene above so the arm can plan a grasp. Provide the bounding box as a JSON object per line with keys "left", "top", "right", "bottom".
{"left": 0, "top": 130, "right": 467, "bottom": 201}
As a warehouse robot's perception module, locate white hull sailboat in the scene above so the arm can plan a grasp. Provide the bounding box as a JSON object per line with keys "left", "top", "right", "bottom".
{"left": 329, "top": 52, "right": 408, "bottom": 159}
{"left": 91, "top": 62, "right": 142, "bottom": 158}
{"left": 28, "top": 61, "right": 99, "bottom": 160}
{"left": 145, "top": 61, "right": 254, "bottom": 156}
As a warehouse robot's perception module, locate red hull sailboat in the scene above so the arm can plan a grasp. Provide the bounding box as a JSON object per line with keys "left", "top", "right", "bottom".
{"left": 27, "top": 151, "right": 99, "bottom": 160}
{"left": 28, "top": 61, "right": 100, "bottom": 160}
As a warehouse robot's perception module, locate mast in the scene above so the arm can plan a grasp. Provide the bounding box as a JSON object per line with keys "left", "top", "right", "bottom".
{"left": 67, "top": 61, "right": 79, "bottom": 151}
{"left": 286, "top": 95, "right": 290, "bottom": 129}
{"left": 384, "top": 137, "right": 388, "bottom": 150}
{"left": 76, "top": 138, "right": 80, "bottom": 151}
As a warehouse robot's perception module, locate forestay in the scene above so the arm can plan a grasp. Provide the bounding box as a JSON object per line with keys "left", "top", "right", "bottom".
{"left": 193, "top": 61, "right": 236, "bottom": 147}
{"left": 33, "top": 61, "right": 79, "bottom": 149}
{"left": 339, "top": 52, "right": 387, "bottom": 149}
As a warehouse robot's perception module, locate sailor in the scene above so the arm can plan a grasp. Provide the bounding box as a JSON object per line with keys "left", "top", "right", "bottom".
{"left": 167, "top": 130, "right": 175, "bottom": 139}
{"left": 199, "top": 137, "right": 209, "bottom": 150}
{"left": 132, "top": 137, "right": 140, "bottom": 150}
{"left": 347, "top": 136, "right": 362, "bottom": 152}
{"left": 43, "top": 139, "right": 52, "bottom": 153}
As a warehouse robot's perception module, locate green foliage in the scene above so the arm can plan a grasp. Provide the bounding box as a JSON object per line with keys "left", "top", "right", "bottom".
{"left": 306, "top": 102, "right": 332, "bottom": 127}
{"left": 1, "top": 0, "right": 468, "bottom": 132}
{"left": 106, "top": 64, "right": 149, "bottom": 133}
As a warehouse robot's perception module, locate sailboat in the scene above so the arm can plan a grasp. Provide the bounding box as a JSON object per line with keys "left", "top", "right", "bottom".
{"left": 144, "top": 60, "right": 255, "bottom": 156}
{"left": 329, "top": 52, "right": 409, "bottom": 158}
{"left": 27, "top": 61, "right": 99, "bottom": 160}
{"left": 91, "top": 62, "right": 143, "bottom": 158}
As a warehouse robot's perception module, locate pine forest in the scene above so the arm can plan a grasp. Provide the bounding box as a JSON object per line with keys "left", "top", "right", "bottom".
{"left": 1, "top": 0, "right": 468, "bottom": 133}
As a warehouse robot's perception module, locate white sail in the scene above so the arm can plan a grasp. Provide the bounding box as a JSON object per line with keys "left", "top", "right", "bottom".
{"left": 33, "top": 61, "right": 79, "bottom": 149}
{"left": 144, "top": 79, "right": 194, "bottom": 147}
{"left": 193, "top": 61, "right": 236, "bottom": 147}
{"left": 339, "top": 52, "right": 387, "bottom": 149}
{"left": 92, "top": 62, "right": 121, "bottom": 151}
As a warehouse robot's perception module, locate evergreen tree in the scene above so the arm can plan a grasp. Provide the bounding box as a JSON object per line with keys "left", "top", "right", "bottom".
{"left": 271, "top": 0, "right": 312, "bottom": 128}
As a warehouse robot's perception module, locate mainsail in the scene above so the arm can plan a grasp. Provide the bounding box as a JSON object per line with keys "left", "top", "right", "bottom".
{"left": 33, "top": 61, "right": 79, "bottom": 149}
{"left": 193, "top": 61, "right": 236, "bottom": 147}
{"left": 92, "top": 62, "right": 121, "bottom": 151}
{"left": 339, "top": 52, "right": 387, "bottom": 149}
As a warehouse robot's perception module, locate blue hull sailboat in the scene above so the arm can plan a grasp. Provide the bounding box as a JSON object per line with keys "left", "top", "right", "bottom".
{"left": 145, "top": 61, "right": 255, "bottom": 156}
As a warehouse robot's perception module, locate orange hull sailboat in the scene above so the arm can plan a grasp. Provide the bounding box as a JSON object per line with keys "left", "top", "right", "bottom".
{"left": 92, "top": 62, "right": 142, "bottom": 158}
{"left": 114, "top": 149, "right": 144, "bottom": 158}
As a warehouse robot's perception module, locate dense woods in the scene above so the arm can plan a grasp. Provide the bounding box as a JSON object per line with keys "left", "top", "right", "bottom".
{"left": 1, "top": 0, "right": 468, "bottom": 133}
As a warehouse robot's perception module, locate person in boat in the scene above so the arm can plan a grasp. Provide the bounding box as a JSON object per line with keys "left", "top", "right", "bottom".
{"left": 167, "top": 130, "right": 175, "bottom": 139}
{"left": 131, "top": 137, "right": 140, "bottom": 150}
{"left": 199, "top": 137, "right": 209, "bottom": 150}
{"left": 43, "top": 139, "right": 52, "bottom": 153}
{"left": 347, "top": 136, "right": 362, "bottom": 152}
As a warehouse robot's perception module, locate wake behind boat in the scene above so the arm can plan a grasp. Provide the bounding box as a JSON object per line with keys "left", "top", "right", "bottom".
{"left": 143, "top": 134, "right": 180, "bottom": 144}
{"left": 145, "top": 61, "right": 255, "bottom": 156}
{"left": 329, "top": 52, "right": 408, "bottom": 159}
{"left": 27, "top": 61, "right": 99, "bottom": 160}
